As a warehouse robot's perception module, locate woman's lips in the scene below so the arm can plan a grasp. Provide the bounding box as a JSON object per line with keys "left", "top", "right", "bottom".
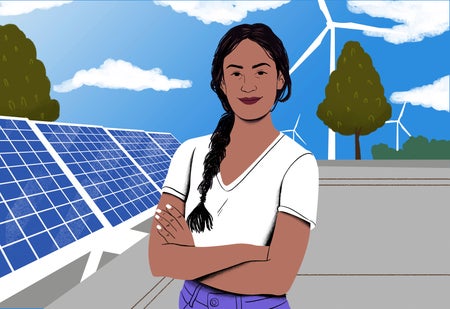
{"left": 239, "top": 97, "right": 262, "bottom": 105}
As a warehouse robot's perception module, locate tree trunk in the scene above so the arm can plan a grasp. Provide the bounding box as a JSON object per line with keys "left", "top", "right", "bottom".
{"left": 355, "top": 130, "right": 361, "bottom": 160}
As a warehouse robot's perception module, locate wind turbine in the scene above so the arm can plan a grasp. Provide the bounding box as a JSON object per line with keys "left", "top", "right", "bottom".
{"left": 289, "top": 0, "right": 390, "bottom": 159}
{"left": 386, "top": 75, "right": 449, "bottom": 151}
{"left": 282, "top": 113, "right": 307, "bottom": 145}
{"left": 385, "top": 102, "right": 411, "bottom": 151}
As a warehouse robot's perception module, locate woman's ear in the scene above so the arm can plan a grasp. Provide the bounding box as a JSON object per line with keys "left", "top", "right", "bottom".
{"left": 220, "top": 79, "right": 227, "bottom": 95}
{"left": 277, "top": 73, "right": 285, "bottom": 90}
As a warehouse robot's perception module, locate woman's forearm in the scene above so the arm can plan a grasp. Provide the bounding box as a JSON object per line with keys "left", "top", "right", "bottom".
{"left": 149, "top": 243, "right": 269, "bottom": 280}
{"left": 199, "top": 215, "right": 310, "bottom": 296}
{"left": 199, "top": 258, "right": 295, "bottom": 296}
{"left": 148, "top": 193, "right": 268, "bottom": 280}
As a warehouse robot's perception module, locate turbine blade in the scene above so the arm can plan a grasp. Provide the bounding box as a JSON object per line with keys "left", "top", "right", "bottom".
{"left": 333, "top": 21, "right": 390, "bottom": 33}
{"left": 290, "top": 26, "right": 329, "bottom": 75}
{"left": 399, "top": 122, "right": 411, "bottom": 137}
{"left": 318, "top": 0, "right": 332, "bottom": 24}
{"left": 294, "top": 114, "right": 301, "bottom": 129}
{"left": 399, "top": 102, "right": 407, "bottom": 119}
{"left": 294, "top": 132, "right": 307, "bottom": 145}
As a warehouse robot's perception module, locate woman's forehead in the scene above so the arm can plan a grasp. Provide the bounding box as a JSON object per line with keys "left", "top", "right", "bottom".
{"left": 224, "top": 39, "right": 275, "bottom": 67}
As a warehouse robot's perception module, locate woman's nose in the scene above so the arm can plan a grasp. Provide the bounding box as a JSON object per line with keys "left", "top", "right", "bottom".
{"left": 240, "top": 76, "right": 257, "bottom": 93}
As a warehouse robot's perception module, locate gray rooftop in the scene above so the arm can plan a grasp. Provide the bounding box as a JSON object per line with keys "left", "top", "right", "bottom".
{"left": 2, "top": 161, "right": 449, "bottom": 308}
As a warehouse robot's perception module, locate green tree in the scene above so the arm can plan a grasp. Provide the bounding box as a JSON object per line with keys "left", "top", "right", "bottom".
{"left": 0, "top": 24, "right": 59, "bottom": 121}
{"left": 317, "top": 41, "right": 391, "bottom": 159}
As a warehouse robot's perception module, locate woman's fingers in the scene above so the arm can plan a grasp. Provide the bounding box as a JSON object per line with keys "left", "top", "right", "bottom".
{"left": 165, "top": 204, "right": 184, "bottom": 220}
{"left": 165, "top": 204, "right": 190, "bottom": 231}
{"left": 157, "top": 205, "right": 186, "bottom": 230}
{"left": 154, "top": 204, "right": 195, "bottom": 246}
{"left": 156, "top": 224, "right": 173, "bottom": 243}
{"left": 155, "top": 208, "right": 177, "bottom": 242}
{"left": 164, "top": 204, "right": 185, "bottom": 229}
{"left": 156, "top": 212, "right": 177, "bottom": 232}
{"left": 155, "top": 208, "right": 178, "bottom": 233}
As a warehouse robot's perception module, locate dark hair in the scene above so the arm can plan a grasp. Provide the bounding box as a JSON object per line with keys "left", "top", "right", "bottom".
{"left": 186, "top": 23, "right": 292, "bottom": 233}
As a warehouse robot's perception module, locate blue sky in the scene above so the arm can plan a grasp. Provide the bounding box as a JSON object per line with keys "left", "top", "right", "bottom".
{"left": 0, "top": 0, "right": 448, "bottom": 160}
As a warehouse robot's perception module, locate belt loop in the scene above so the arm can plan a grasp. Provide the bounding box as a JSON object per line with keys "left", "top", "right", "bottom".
{"left": 236, "top": 295, "right": 242, "bottom": 309}
{"left": 188, "top": 282, "right": 203, "bottom": 307}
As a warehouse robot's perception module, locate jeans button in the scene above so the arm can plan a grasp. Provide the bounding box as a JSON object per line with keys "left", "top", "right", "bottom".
{"left": 210, "top": 297, "right": 219, "bottom": 307}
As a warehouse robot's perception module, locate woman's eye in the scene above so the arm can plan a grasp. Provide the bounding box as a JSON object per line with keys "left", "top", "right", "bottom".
{"left": 232, "top": 72, "right": 241, "bottom": 77}
{"left": 257, "top": 71, "right": 267, "bottom": 76}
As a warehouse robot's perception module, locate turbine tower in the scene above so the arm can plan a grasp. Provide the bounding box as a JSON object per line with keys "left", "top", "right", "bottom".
{"left": 289, "top": 0, "right": 389, "bottom": 159}
{"left": 282, "top": 113, "right": 307, "bottom": 145}
{"left": 385, "top": 102, "right": 411, "bottom": 151}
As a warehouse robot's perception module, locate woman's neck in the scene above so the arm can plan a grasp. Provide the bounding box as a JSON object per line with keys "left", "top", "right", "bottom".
{"left": 229, "top": 113, "right": 279, "bottom": 146}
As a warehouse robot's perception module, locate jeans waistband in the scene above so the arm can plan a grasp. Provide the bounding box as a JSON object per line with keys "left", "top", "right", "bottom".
{"left": 180, "top": 280, "right": 290, "bottom": 309}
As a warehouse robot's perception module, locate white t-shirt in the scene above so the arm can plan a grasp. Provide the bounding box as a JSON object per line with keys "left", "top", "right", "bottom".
{"left": 162, "top": 133, "right": 319, "bottom": 247}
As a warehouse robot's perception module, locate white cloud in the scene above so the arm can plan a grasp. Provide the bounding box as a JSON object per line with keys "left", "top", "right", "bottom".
{"left": 347, "top": 1, "right": 449, "bottom": 44}
{"left": 0, "top": 1, "right": 71, "bottom": 16}
{"left": 154, "top": 1, "right": 289, "bottom": 25}
{"left": 390, "top": 75, "right": 449, "bottom": 112}
{"left": 53, "top": 59, "right": 193, "bottom": 93}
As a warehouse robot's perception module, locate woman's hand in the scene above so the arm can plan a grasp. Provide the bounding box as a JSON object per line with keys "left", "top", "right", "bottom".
{"left": 155, "top": 204, "right": 195, "bottom": 247}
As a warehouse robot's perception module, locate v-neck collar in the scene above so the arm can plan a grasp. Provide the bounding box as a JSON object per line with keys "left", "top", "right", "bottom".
{"left": 216, "top": 133, "right": 284, "bottom": 191}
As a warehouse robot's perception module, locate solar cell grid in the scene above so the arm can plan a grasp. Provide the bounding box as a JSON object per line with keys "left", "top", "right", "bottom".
{"left": 108, "top": 129, "right": 172, "bottom": 188}
{"left": 0, "top": 118, "right": 103, "bottom": 277}
{"left": 37, "top": 123, "right": 161, "bottom": 227}
{"left": 147, "top": 132, "right": 181, "bottom": 158}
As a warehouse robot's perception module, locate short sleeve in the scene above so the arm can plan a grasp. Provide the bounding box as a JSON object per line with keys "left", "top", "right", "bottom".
{"left": 161, "top": 138, "right": 196, "bottom": 201}
{"left": 278, "top": 153, "right": 319, "bottom": 229}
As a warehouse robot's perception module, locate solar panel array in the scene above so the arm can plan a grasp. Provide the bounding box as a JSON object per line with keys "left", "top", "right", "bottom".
{"left": 36, "top": 123, "right": 162, "bottom": 227}
{"left": 147, "top": 132, "right": 181, "bottom": 158}
{"left": 0, "top": 116, "right": 181, "bottom": 280}
{"left": 0, "top": 118, "right": 103, "bottom": 277}
{"left": 108, "top": 129, "right": 172, "bottom": 189}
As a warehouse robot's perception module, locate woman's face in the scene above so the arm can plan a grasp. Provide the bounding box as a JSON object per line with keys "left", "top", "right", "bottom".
{"left": 221, "top": 39, "right": 285, "bottom": 121}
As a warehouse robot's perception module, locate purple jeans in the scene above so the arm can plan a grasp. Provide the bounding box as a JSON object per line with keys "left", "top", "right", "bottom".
{"left": 179, "top": 280, "right": 290, "bottom": 309}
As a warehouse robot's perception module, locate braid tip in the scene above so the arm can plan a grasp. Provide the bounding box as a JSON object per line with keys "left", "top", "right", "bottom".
{"left": 187, "top": 202, "right": 214, "bottom": 233}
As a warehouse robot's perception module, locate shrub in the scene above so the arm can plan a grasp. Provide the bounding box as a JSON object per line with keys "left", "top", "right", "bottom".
{"left": 372, "top": 136, "right": 450, "bottom": 159}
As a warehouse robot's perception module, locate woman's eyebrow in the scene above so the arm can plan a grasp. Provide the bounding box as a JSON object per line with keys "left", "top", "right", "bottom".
{"left": 226, "top": 64, "right": 243, "bottom": 69}
{"left": 225, "top": 62, "right": 271, "bottom": 70}
{"left": 252, "top": 62, "right": 271, "bottom": 69}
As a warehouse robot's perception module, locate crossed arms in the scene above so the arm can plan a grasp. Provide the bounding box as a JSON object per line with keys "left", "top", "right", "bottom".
{"left": 148, "top": 192, "right": 310, "bottom": 295}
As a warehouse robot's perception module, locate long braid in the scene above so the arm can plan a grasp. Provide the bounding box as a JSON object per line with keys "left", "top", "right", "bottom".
{"left": 186, "top": 112, "right": 234, "bottom": 232}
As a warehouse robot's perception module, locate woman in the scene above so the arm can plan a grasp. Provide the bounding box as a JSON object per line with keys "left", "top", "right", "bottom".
{"left": 149, "top": 23, "right": 319, "bottom": 308}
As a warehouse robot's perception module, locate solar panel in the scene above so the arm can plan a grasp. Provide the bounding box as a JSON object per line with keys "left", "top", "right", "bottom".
{"left": 108, "top": 129, "right": 172, "bottom": 189}
{"left": 36, "top": 123, "right": 161, "bottom": 227}
{"left": 0, "top": 117, "right": 103, "bottom": 278}
{"left": 147, "top": 132, "right": 181, "bottom": 158}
